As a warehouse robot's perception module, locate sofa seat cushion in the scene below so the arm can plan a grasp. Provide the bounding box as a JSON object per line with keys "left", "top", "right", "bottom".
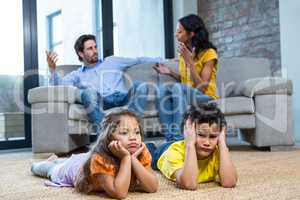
{"left": 68, "top": 120, "right": 90, "bottom": 134}
{"left": 213, "top": 97, "right": 255, "bottom": 115}
{"left": 69, "top": 104, "right": 88, "bottom": 120}
{"left": 225, "top": 114, "right": 255, "bottom": 129}
{"left": 68, "top": 104, "right": 118, "bottom": 121}
{"left": 68, "top": 99, "right": 158, "bottom": 121}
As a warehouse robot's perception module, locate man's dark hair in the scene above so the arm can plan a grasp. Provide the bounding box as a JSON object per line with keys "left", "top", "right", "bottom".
{"left": 74, "top": 34, "right": 96, "bottom": 61}
{"left": 181, "top": 103, "right": 226, "bottom": 133}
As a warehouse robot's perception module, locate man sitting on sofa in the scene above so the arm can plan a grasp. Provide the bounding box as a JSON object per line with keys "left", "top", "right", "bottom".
{"left": 47, "top": 34, "right": 162, "bottom": 134}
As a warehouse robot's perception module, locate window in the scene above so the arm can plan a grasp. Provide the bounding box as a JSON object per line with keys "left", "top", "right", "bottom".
{"left": 0, "top": 0, "right": 39, "bottom": 150}
{"left": 96, "top": 0, "right": 174, "bottom": 58}
{"left": 47, "top": 10, "right": 63, "bottom": 60}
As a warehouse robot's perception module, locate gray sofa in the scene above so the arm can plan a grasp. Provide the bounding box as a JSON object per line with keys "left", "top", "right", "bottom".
{"left": 215, "top": 58, "right": 294, "bottom": 150}
{"left": 28, "top": 57, "right": 294, "bottom": 153}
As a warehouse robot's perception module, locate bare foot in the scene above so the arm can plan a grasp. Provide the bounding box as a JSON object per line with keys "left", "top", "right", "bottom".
{"left": 46, "top": 154, "right": 58, "bottom": 161}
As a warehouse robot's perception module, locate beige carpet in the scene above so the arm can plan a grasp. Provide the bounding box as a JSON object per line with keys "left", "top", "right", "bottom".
{"left": 1, "top": 148, "right": 300, "bottom": 200}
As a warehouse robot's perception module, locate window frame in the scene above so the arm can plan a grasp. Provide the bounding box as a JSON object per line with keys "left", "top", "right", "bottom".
{"left": 97, "top": 0, "right": 174, "bottom": 58}
{"left": 47, "top": 10, "right": 62, "bottom": 52}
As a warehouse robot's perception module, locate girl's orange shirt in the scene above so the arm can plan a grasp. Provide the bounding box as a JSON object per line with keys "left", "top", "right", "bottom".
{"left": 89, "top": 147, "right": 152, "bottom": 191}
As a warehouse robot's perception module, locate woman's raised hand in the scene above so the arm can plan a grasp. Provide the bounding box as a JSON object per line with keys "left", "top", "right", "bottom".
{"left": 177, "top": 42, "right": 195, "bottom": 68}
{"left": 152, "top": 63, "right": 171, "bottom": 75}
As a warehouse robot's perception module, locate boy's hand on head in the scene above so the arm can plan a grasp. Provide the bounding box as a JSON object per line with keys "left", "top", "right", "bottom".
{"left": 132, "top": 142, "right": 145, "bottom": 158}
{"left": 108, "top": 140, "right": 130, "bottom": 159}
{"left": 183, "top": 118, "right": 196, "bottom": 145}
{"left": 218, "top": 127, "right": 227, "bottom": 145}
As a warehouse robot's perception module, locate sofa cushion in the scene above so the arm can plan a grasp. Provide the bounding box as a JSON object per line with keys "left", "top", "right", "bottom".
{"left": 212, "top": 97, "right": 255, "bottom": 115}
{"left": 217, "top": 57, "right": 271, "bottom": 97}
{"left": 68, "top": 97, "right": 158, "bottom": 121}
{"left": 68, "top": 120, "right": 90, "bottom": 134}
{"left": 124, "top": 63, "right": 158, "bottom": 96}
{"left": 69, "top": 104, "right": 88, "bottom": 120}
{"left": 217, "top": 81, "right": 237, "bottom": 98}
{"left": 234, "top": 77, "right": 293, "bottom": 97}
{"left": 225, "top": 114, "right": 255, "bottom": 129}
{"left": 68, "top": 104, "right": 127, "bottom": 121}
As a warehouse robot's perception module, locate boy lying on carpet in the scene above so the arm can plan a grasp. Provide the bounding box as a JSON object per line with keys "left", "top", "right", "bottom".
{"left": 147, "top": 103, "right": 238, "bottom": 190}
{"left": 31, "top": 108, "right": 158, "bottom": 199}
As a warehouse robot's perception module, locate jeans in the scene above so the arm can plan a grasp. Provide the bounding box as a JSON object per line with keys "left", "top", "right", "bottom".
{"left": 157, "top": 83, "right": 212, "bottom": 141}
{"left": 79, "top": 81, "right": 148, "bottom": 134}
{"left": 146, "top": 141, "right": 174, "bottom": 170}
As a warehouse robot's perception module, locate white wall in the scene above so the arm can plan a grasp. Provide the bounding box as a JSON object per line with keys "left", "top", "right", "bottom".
{"left": 113, "top": 0, "right": 165, "bottom": 57}
{"left": 279, "top": 0, "right": 300, "bottom": 142}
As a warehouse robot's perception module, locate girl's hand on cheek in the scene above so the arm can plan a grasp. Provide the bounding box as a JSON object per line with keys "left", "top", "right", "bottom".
{"left": 108, "top": 140, "right": 130, "bottom": 159}
{"left": 132, "top": 142, "right": 145, "bottom": 158}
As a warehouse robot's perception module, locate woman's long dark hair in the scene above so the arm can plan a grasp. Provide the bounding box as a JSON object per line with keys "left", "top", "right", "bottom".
{"left": 179, "top": 14, "right": 217, "bottom": 59}
{"left": 74, "top": 108, "right": 144, "bottom": 193}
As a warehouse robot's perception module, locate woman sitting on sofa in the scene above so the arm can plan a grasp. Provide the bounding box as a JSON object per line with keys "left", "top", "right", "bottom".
{"left": 153, "top": 14, "right": 219, "bottom": 141}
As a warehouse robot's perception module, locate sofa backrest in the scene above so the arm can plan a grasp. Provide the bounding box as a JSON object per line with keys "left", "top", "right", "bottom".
{"left": 124, "top": 62, "right": 158, "bottom": 96}
{"left": 124, "top": 62, "right": 158, "bottom": 84}
{"left": 217, "top": 57, "right": 272, "bottom": 97}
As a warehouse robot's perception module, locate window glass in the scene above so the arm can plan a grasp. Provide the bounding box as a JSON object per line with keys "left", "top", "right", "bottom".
{"left": 0, "top": 0, "right": 25, "bottom": 142}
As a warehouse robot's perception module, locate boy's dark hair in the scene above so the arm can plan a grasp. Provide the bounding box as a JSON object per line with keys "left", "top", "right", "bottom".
{"left": 181, "top": 103, "right": 226, "bottom": 132}
{"left": 74, "top": 34, "right": 96, "bottom": 62}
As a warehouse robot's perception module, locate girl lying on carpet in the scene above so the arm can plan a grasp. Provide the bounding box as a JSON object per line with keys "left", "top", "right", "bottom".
{"left": 31, "top": 108, "right": 158, "bottom": 199}
{"left": 147, "top": 103, "right": 238, "bottom": 190}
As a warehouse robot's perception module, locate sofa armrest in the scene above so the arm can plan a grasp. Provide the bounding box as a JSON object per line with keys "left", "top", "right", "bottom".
{"left": 234, "top": 77, "right": 293, "bottom": 97}
{"left": 28, "top": 85, "right": 80, "bottom": 104}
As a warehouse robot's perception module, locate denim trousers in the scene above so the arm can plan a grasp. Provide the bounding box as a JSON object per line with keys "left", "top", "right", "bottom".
{"left": 79, "top": 81, "right": 148, "bottom": 133}
{"left": 156, "top": 83, "right": 212, "bottom": 142}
